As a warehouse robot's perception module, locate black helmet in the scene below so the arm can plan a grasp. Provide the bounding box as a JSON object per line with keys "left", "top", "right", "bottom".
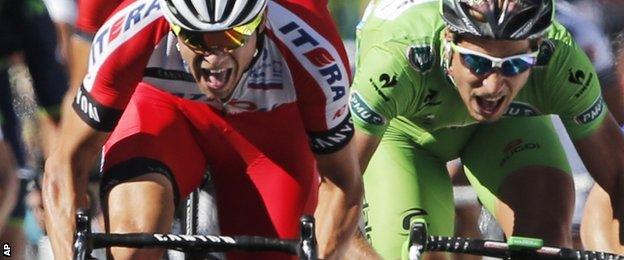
{"left": 440, "top": 0, "right": 555, "bottom": 40}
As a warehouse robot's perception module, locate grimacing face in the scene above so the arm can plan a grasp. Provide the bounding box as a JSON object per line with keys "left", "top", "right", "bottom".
{"left": 447, "top": 35, "right": 534, "bottom": 122}
{"left": 177, "top": 31, "right": 258, "bottom": 101}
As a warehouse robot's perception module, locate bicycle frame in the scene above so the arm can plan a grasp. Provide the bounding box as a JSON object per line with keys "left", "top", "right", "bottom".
{"left": 73, "top": 209, "right": 318, "bottom": 260}
{"left": 408, "top": 221, "right": 624, "bottom": 260}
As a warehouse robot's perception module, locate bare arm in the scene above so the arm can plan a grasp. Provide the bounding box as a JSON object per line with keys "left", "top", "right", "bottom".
{"left": 314, "top": 139, "right": 363, "bottom": 259}
{"left": 345, "top": 129, "right": 382, "bottom": 259}
{"left": 354, "top": 130, "right": 382, "bottom": 172}
{"left": 61, "top": 35, "right": 92, "bottom": 119}
{"left": 573, "top": 114, "right": 624, "bottom": 245}
{"left": 42, "top": 109, "right": 109, "bottom": 259}
{"left": 580, "top": 184, "right": 624, "bottom": 253}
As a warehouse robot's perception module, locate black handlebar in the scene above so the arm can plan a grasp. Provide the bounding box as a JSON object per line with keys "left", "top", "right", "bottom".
{"left": 409, "top": 221, "right": 624, "bottom": 260}
{"left": 73, "top": 209, "right": 318, "bottom": 260}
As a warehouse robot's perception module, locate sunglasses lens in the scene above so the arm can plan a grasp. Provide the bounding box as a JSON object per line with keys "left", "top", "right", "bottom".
{"left": 178, "top": 30, "right": 248, "bottom": 52}
{"left": 179, "top": 31, "right": 205, "bottom": 49}
{"left": 501, "top": 58, "right": 534, "bottom": 76}
{"left": 461, "top": 54, "right": 492, "bottom": 75}
{"left": 173, "top": 14, "right": 262, "bottom": 53}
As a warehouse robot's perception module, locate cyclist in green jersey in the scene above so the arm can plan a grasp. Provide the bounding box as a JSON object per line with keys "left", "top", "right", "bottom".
{"left": 347, "top": 0, "right": 624, "bottom": 259}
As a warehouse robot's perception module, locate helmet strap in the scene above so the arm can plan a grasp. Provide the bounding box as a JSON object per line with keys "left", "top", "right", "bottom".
{"left": 243, "top": 29, "right": 266, "bottom": 73}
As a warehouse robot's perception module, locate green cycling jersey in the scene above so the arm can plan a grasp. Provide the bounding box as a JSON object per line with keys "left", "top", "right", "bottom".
{"left": 351, "top": 0, "right": 605, "bottom": 142}
{"left": 349, "top": 1, "right": 607, "bottom": 259}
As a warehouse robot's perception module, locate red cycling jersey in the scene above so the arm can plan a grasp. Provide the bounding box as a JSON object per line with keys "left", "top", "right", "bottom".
{"left": 75, "top": 0, "right": 126, "bottom": 36}
{"left": 73, "top": 0, "right": 352, "bottom": 259}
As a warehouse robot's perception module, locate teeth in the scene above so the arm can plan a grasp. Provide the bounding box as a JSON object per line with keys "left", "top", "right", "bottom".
{"left": 482, "top": 96, "right": 503, "bottom": 102}
{"left": 210, "top": 69, "right": 225, "bottom": 74}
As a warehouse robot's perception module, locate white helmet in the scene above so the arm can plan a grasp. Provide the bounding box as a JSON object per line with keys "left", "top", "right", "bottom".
{"left": 159, "top": 0, "right": 268, "bottom": 31}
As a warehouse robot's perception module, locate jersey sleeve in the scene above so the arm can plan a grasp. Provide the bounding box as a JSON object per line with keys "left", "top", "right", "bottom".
{"left": 350, "top": 44, "right": 421, "bottom": 137}
{"left": 542, "top": 33, "right": 607, "bottom": 140}
{"left": 267, "top": 0, "right": 353, "bottom": 154}
{"left": 73, "top": 0, "right": 170, "bottom": 132}
{"left": 75, "top": 0, "right": 125, "bottom": 39}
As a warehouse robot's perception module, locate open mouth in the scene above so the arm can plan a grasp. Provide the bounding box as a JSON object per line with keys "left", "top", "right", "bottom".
{"left": 200, "top": 68, "right": 233, "bottom": 90}
{"left": 475, "top": 95, "right": 505, "bottom": 116}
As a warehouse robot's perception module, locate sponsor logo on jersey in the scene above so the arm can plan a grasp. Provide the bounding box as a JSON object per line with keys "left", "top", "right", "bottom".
{"left": 350, "top": 92, "right": 386, "bottom": 125}
{"left": 401, "top": 208, "right": 428, "bottom": 233}
{"left": 308, "top": 115, "right": 354, "bottom": 154}
{"left": 504, "top": 102, "right": 540, "bottom": 117}
{"left": 153, "top": 234, "right": 236, "bottom": 243}
{"left": 407, "top": 44, "right": 434, "bottom": 73}
{"left": 247, "top": 49, "right": 284, "bottom": 90}
{"left": 499, "top": 139, "right": 541, "bottom": 166}
{"left": 575, "top": 96, "right": 604, "bottom": 125}
{"left": 86, "top": 0, "right": 162, "bottom": 91}
{"left": 277, "top": 22, "right": 346, "bottom": 101}
{"left": 73, "top": 85, "right": 122, "bottom": 131}
{"left": 368, "top": 73, "right": 397, "bottom": 101}
{"left": 568, "top": 69, "right": 593, "bottom": 98}
{"left": 144, "top": 68, "right": 194, "bottom": 82}
{"left": 269, "top": 1, "right": 350, "bottom": 129}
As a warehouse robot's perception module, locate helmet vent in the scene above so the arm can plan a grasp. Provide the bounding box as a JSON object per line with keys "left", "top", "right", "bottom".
{"left": 182, "top": 0, "right": 203, "bottom": 22}
{"left": 461, "top": 2, "right": 487, "bottom": 22}
{"left": 230, "top": 0, "right": 259, "bottom": 26}
{"left": 206, "top": 0, "right": 216, "bottom": 22}
{"left": 504, "top": 7, "right": 537, "bottom": 36}
{"left": 220, "top": 0, "right": 236, "bottom": 23}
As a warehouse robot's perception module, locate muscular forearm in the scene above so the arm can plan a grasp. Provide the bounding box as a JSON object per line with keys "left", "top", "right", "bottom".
{"left": 42, "top": 110, "right": 109, "bottom": 259}
{"left": 315, "top": 180, "right": 362, "bottom": 259}
{"left": 346, "top": 229, "right": 382, "bottom": 259}
{"left": 43, "top": 155, "right": 88, "bottom": 259}
{"left": 581, "top": 184, "right": 624, "bottom": 253}
{"left": 591, "top": 160, "right": 624, "bottom": 243}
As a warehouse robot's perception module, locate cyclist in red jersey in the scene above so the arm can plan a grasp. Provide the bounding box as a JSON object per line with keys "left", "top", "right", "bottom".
{"left": 42, "top": 0, "right": 363, "bottom": 259}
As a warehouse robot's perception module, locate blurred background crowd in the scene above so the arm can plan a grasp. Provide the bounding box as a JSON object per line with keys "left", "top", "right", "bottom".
{"left": 1, "top": 0, "right": 624, "bottom": 259}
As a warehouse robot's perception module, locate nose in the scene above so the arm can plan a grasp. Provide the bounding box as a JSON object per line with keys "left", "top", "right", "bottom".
{"left": 195, "top": 46, "right": 230, "bottom": 57}
{"left": 199, "top": 50, "right": 228, "bottom": 64}
{"left": 481, "top": 71, "right": 505, "bottom": 94}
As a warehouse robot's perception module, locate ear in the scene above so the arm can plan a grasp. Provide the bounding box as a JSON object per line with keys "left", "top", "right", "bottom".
{"left": 444, "top": 28, "right": 454, "bottom": 41}
{"left": 257, "top": 10, "right": 268, "bottom": 34}
{"left": 530, "top": 37, "right": 543, "bottom": 51}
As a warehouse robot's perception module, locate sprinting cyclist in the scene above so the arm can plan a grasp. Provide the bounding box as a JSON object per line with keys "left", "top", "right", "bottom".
{"left": 42, "top": 0, "right": 362, "bottom": 259}
{"left": 348, "top": 0, "right": 624, "bottom": 259}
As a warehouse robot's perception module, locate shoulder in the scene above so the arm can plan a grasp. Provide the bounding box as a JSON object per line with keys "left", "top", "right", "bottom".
{"left": 528, "top": 21, "right": 586, "bottom": 74}
{"left": 266, "top": 0, "right": 350, "bottom": 94}
{"left": 358, "top": 0, "right": 443, "bottom": 48}
{"left": 91, "top": 0, "right": 168, "bottom": 50}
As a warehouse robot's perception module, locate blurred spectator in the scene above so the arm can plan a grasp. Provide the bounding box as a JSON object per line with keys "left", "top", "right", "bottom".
{"left": 0, "top": 127, "right": 18, "bottom": 243}
{"left": 0, "top": 0, "right": 70, "bottom": 257}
